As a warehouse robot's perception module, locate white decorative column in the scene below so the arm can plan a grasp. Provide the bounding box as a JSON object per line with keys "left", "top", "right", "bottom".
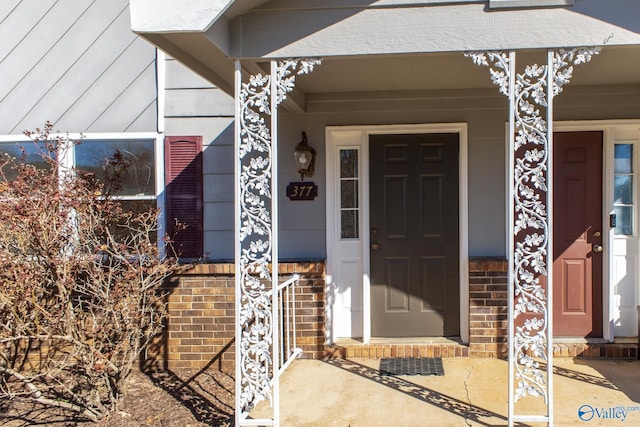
{"left": 467, "top": 47, "right": 600, "bottom": 426}
{"left": 234, "top": 58, "right": 321, "bottom": 426}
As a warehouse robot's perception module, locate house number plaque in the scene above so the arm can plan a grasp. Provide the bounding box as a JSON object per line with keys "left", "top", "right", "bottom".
{"left": 286, "top": 182, "right": 318, "bottom": 200}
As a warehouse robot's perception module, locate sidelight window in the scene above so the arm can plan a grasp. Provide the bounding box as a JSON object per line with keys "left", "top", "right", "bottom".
{"left": 339, "top": 148, "right": 359, "bottom": 239}
{"left": 614, "top": 143, "right": 634, "bottom": 236}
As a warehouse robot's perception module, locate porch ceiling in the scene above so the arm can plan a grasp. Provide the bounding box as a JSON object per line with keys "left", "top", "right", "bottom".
{"left": 287, "top": 47, "right": 640, "bottom": 94}
{"left": 248, "top": 46, "right": 640, "bottom": 114}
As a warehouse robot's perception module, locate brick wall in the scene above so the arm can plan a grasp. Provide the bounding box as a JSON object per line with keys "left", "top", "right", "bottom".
{"left": 145, "top": 258, "right": 635, "bottom": 367}
{"left": 468, "top": 257, "right": 509, "bottom": 358}
{"left": 145, "top": 262, "right": 325, "bottom": 371}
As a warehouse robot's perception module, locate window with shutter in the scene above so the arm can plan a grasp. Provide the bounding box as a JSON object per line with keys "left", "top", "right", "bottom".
{"left": 165, "top": 136, "right": 203, "bottom": 258}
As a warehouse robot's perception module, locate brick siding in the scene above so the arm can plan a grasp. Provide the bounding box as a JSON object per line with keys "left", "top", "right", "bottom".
{"left": 146, "top": 258, "right": 636, "bottom": 369}
{"left": 468, "top": 258, "right": 509, "bottom": 358}
{"left": 145, "top": 262, "right": 325, "bottom": 371}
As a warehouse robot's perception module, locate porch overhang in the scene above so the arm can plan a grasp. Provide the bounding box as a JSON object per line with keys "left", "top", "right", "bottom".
{"left": 131, "top": 0, "right": 640, "bottom": 97}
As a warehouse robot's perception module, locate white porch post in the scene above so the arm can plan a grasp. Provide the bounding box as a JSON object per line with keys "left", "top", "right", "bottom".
{"left": 467, "top": 47, "right": 600, "bottom": 426}
{"left": 234, "top": 58, "right": 321, "bottom": 426}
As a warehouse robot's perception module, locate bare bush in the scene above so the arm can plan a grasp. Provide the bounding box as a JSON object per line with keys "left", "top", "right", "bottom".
{"left": 0, "top": 123, "right": 186, "bottom": 421}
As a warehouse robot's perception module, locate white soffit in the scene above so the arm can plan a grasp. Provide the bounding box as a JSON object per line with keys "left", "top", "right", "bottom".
{"left": 232, "top": 2, "right": 640, "bottom": 58}
{"left": 489, "top": 0, "right": 574, "bottom": 8}
{"left": 130, "top": 0, "right": 233, "bottom": 33}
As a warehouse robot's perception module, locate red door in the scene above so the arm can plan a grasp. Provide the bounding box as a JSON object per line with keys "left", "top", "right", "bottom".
{"left": 553, "top": 131, "right": 603, "bottom": 337}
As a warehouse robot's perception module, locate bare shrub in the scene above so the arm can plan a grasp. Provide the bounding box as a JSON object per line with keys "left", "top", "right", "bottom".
{"left": 0, "top": 123, "right": 186, "bottom": 421}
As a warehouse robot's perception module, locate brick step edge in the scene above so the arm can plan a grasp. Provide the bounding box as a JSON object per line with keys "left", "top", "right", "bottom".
{"left": 322, "top": 343, "right": 638, "bottom": 359}
{"left": 323, "top": 344, "right": 469, "bottom": 359}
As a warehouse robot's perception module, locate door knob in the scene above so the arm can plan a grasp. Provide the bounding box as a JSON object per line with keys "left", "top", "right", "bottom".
{"left": 593, "top": 245, "right": 603, "bottom": 252}
{"left": 371, "top": 242, "right": 380, "bottom": 251}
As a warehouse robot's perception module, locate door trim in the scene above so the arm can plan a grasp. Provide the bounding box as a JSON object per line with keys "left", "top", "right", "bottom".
{"left": 326, "top": 123, "right": 469, "bottom": 344}
{"left": 506, "top": 119, "right": 640, "bottom": 341}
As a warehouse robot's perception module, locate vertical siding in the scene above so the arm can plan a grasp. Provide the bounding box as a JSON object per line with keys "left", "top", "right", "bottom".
{"left": 0, "top": 0, "right": 157, "bottom": 134}
{"left": 163, "top": 57, "right": 235, "bottom": 260}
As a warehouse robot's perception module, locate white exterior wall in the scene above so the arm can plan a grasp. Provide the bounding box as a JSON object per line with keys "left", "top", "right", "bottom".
{"left": 0, "top": 0, "right": 157, "bottom": 135}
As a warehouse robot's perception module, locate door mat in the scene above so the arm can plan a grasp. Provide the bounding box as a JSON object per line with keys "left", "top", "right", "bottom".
{"left": 379, "top": 357, "right": 444, "bottom": 376}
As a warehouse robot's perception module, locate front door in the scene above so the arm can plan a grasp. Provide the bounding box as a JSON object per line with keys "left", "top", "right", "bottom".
{"left": 370, "top": 133, "right": 459, "bottom": 337}
{"left": 553, "top": 131, "right": 603, "bottom": 337}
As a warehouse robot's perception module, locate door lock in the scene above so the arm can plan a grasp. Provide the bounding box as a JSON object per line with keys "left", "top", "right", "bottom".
{"left": 371, "top": 242, "right": 380, "bottom": 251}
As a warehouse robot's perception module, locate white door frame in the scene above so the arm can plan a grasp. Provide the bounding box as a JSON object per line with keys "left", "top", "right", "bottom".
{"left": 553, "top": 119, "right": 640, "bottom": 341}
{"left": 326, "top": 123, "right": 469, "bottom": 344}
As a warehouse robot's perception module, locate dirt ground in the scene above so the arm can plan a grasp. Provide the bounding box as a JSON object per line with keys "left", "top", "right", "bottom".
{"left": 0, "top": 368, "right": 235, "bottom": 427}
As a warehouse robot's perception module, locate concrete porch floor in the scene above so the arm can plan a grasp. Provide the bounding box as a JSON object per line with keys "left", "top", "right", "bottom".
{"left": 251, "top": 357, "right": 640, "bottom": 426}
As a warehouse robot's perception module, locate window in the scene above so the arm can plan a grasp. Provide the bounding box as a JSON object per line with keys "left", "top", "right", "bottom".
{"left": 0, "top": 141, "right": 55, "bottom": 180}
{"left": 76, "top": 139, "right": 155, "bottom": 197}
{"left": 0, "top": 135, "right": 159, "bottom": 239}
{"left": 614, "top": 144, "right": 634, "bottom": 236}
{"left": 0, "top": 134, "right": 205, "bottom": 258}
{"left": 339, "top": 149, "right": 359, "bottom": 239}
{"left": 76, "top": 138, "right": 158, "bottom": 244}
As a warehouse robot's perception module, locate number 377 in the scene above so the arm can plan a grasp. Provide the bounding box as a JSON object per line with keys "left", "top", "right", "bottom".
{"left": 287, "top": 183, "right": 317, "bottom": 200}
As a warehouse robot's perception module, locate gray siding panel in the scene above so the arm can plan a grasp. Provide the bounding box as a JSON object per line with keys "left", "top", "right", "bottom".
{"left": 0, "top": 0, "right": 22, "bottom": 22}
{"left": 165, "top": 88, "right": 234, "bottom": 117}
{"left": 165, "top": 58, "right": 214, "bottom": 90}
{"left": 0, "top": 0, "right": 91, "bottom": 102}
{"left": 0, "top": 1, "right": 52, "bottom": 61}
{"left": 203, "top": 144, "right": 234, "bottom": 175}
{"left": 278, "top": 230, "right": 326, "bottom": 261}
{"left": 165, "top": 117, "right": 234, "bottom": 143}
{"left": 204, "top": 174, "right": 234, "bottom": 203}
{"left": 0, "top": 0, "right": 157, "bottom": 134}
{"left": 203, "top": 231, "right": 235, "bottom": 261}
{"left": 127, "top": 102, "right": 158, "bottom": 133}
{"left": 163, "top": 58, "right": 235, "bottom": 259}
{"left": 203, "top": 202, "right": 234, "bottom": 231}
{"left": 84, "top": 61, "right": 157, "bottom": 132}
{"left": 53, "top": 36, "right": 156, "bottom": 132}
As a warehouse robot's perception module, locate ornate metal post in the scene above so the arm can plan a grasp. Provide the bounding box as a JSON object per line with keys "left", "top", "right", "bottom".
{"left": 467, "top": 47, "right": 600, "bottom": 425}
{"left": 234, "top": 58, "right": 321, "bottom": 426}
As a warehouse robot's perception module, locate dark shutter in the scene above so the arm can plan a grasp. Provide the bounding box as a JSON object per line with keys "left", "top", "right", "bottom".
{"left": 165, "top": 136, "right": 203, "bottom": 258}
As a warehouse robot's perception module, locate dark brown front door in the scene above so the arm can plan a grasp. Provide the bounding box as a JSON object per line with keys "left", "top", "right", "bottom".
{"left": 370, "top": 134, "right": 459, "bottom": 337}
{"left": 553, "top": 131, "right": 603, "bottom": 337}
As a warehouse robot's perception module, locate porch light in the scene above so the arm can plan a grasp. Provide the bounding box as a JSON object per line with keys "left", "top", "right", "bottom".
{"left": 294, "top": 131, "right": 316, "bottom": 180}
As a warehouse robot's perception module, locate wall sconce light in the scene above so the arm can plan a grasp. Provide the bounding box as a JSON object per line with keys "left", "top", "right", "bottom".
{"left": 294, "top": 131, "right": 316, "bottom": 180}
